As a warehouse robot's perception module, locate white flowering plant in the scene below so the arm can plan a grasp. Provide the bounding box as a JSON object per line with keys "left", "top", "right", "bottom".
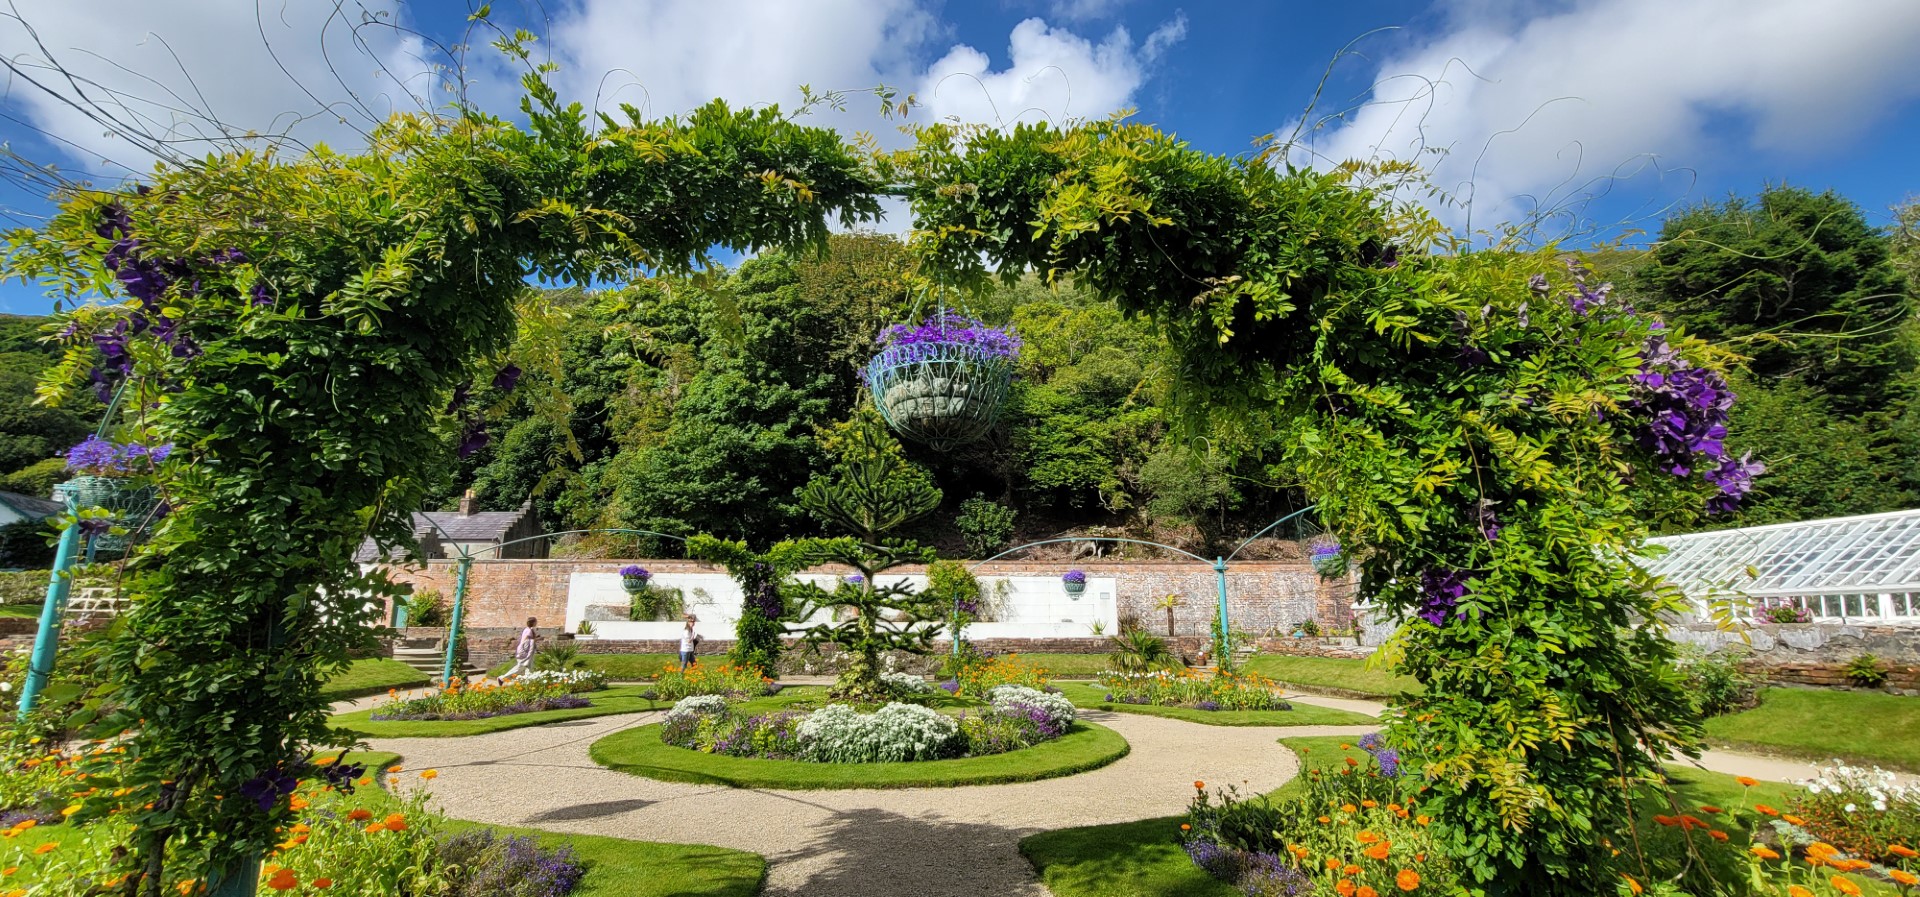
{"left": 1789, "top": 760, "right": 1920, "bottom": 863}
{"left": 987, "top": 685, "right": 1076, "bottom": 731}
{"left": 663, "top": 695, "right": 732, "bottom": 726}
{"left": 880, "top": 671, "right": 933, "bottom": 697}
{"left": 514, "top": 669, "right": 607, "bottom": 693}
{"left": 797, "top": 702, "right": 959, "bottom": 763}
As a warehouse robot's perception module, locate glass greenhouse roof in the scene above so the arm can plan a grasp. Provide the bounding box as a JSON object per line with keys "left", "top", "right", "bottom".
{"left": 1642, "top": 509, "right": 1920, "bottom": 599}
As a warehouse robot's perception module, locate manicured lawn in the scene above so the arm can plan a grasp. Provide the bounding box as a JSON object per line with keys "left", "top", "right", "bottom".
{"left": 1054, "top": 683, "right": 1376, "bottom": 726}
{"left": 330, "top": 685, "right": 668, "bottom": 738}
{"left": 592, "top": 717, "right": 1128, "bottom": 789}
{"left": 321, "top": 658, "right": 432, "bottom": 701}
{"left": 1016, "top": 653, "right": 1112, "bottom": 679}
{"left": 1239, "top": 654, "right": 1419, "bottom": 698}
{"left": 0, "top": 603, "right": 40, "bottom": 618}
{"left": 487, "top": 653, "right": 682, "bottom": 681}
{"left": 1023, "top": 735, "right": 1882, "bottom": 897}
{"left": 1704, "top": 687, "right": 1920, "bottom": 772}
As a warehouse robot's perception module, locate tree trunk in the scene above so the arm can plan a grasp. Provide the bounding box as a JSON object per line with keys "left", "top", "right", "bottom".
{"left": 1166, "top": 608, "right": 1175, "bottom": 637}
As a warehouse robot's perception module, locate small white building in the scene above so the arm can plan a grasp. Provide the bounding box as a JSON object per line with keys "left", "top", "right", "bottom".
{"left": 1643, "top": 509, "right": 1920, "bottom": 624}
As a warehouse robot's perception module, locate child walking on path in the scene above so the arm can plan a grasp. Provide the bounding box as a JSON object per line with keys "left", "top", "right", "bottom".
{"left": 679, "top": 614, "right": 702, "bottom": 667}
{"left": 505, "top": 616, "right": 539, "bottom": 680}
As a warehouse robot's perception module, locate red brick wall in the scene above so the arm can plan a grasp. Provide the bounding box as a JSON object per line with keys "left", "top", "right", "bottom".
{"left": 375, "top": 557, "right": 1352, "bottom": 636}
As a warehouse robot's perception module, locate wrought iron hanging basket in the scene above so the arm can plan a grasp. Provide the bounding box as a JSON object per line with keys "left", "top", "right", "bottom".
{"left": 865, "top": 312, "right": 1018, "bottom": 452}
{"left": 63, "top": 475, "right": 159, "bottom": 555}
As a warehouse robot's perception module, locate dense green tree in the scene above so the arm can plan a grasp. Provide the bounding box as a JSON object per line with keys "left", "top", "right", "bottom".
{"left": 1634, "top": 186, "right": 1913, "bottom": 414}
{"left": 1717, "top": 375, "right": 1910, "bottom": 525}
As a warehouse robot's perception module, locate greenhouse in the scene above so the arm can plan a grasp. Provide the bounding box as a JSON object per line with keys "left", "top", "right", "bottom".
{"left": 1644, "top": 508, "right": 1920, "bottom": 624}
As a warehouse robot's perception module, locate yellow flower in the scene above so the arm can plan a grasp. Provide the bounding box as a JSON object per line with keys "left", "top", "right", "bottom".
{"left": 420, "top": 769, "right": 439, "bottom": 780}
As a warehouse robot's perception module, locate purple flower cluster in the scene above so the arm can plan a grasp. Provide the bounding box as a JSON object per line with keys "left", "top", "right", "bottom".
{"left": 1062, "top": 570, "right": 1087, "bottom": 585}
{"left": 87, "top": 202, "right": 220, "bottom": 398}
{"left": 1754, "top": 599, "right": 1812, "bottom": 624}
{"left": 1628, "top": 333, "right": 1763, "bottom": 514}
{"left": 1355, "top": 732, "right": 1401, "bottom": 778}
{"left": 64, "top": 436, "right": 173, "bottom": 476}
{"left": 1193, "top": 700, "right": 1222, "bottom": 712}
{"left": 1183, "top": 838, "right": 1240, "bottom": 881}
{"left": 1237, "top": 851, "right": 1314, "bottom": 896}
{"left": 1417, "top": 567, "right": 1470, "bottom": 626}
{"left": 618, "top": 565, "right": 650, "bottom": 579}
{"left": 438, "top": 829, "right": 586, "bottom": 897}
{"left": 877, "top": 311, "right": 1021, "bottom": 359}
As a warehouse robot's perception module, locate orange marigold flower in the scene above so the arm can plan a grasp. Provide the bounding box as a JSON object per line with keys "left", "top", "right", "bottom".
{"left": 1343, "top": 864, "right": 1362, "bottom": 876}
{"left": 1624, "top": 875, "right": 1643, "bottom": 895}
{"left": 1396, "top": 869, "right": 1420, "bottom": 892}
{"left": 1652, "top": 815, "right": 1678, "bottom": 827}
{"left": 384, "top": 813, "right": 407, "bottom": 832}
{"left": 348, "top": 808, "right": 372, "bottom": 822}
{"left": 1697, "top": 805, "right": 1723, "bottom": 814}
{"left": 1362, "top": 800, "right": 1378, "bottom": 809}
{"left": 1342, "top": 804, "right": 1358, "bottom": 814}
{"left": 420, "top": 770, "right": 439, "bottom": 780}
{"left": 265, "top": 869, "right": 298, "bottom": 891}
{"left": 1754, "top": 804, "right": 1780, "bottom": 816}
{"left": 1808, "top": 842, "right": 1839, "bottom": 857}
{"left": 1735, "top": 776, "right": 1759, "bottom": 787}
{"left": 32, "top": 843, "right": 55, "bottom": 855}
{"left": 1345, "top": 757, "right": 1359, "bottom": 768}
{"left": 1892, "top": 844, "right": 1919, "bottom": 858}
{"left": 1831, "top": 875, "right": 1862, "bottom": 897}
{"left": 364, "top": 822, "right": 385, "bottom": 834}
{"left": 1788, "top": 888, "right": 1813, "bottom": 897}
{"left": 1750, "top": 846, "right": 1781, "bottom": 860}
{"left": 1709, "top": 830, "right": 1729, "bottom": 842}
{"left": 1357, "top": 887, "right": 1378, "bottom": 897}
{"left": 1365, "top": 843, "right": 1391, "bottom": 861}
{"left": 1336, "top": 880, "right": 1356, "bottom": 897}
{"left": 1358, "top": 831, "right": 1380, "bottom": 844}
{"left": 1194, "top": 781, "right": 1205, "bottom": 790}
{"left": 312, "top": 879, "right": 333, "bottom": 890}
{"left": 1891, "top": 870, "right": 1919, "bottom": 886}
{"left": 1783, "top": 814, "right": 1807, "bottom": 826}
{"left": 1318, "top": 816, "right": 1332, "bottom": 824}
{"left": 1180, "top": 824, "right": 1191, "bottom": 832}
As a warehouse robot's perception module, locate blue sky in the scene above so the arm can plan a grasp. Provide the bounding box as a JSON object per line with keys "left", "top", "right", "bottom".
{"left": 3, "top": 0, "right": 1918, "bottom": 315}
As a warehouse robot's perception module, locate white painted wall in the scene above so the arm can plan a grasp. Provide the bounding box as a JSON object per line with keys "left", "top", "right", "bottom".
{"left": 565, "top": 572, "right": 1119, "bottom": 641}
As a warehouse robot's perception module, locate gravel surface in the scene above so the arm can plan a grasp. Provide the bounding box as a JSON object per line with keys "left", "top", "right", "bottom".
{"left": 364, "top": 707, "right": 1375, "bottom": 896}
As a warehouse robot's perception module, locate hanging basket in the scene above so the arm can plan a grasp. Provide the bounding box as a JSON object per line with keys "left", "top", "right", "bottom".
{"left": 618, "top": 566, "right": 651, "bottom": 594}
{"left": 866, "top": 341, "right": 1014, "bottom": 451}
{"left": 62, "top": 475, "right": 159, "bottom": 555}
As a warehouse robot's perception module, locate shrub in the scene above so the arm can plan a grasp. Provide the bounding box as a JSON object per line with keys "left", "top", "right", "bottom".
{"left": 1107, "top": 629, "right": 1175, "bottom": 674}
{"left": 370, "top": 680, "right": 589, "bottom": 722}
{"left": 955, "top": 494, "right": 1017, "bottom": 558}
{"left": 660, "top": 703, "right": 806, "bottom": 759}
{"left": 625, "top": 584, "right": 685, "bottom": 621}
{"left": 987, "top": 685, "right": 1076, "bottom": 731}
{"left": 653, "top": 663, "right": 775, "bottom": 701}
{"left": 956, "top": 654, "right": 1050, "bottom": 697}
{"left": 880, "top": 671, "right": 932, "bottom": 698}
{"left": 1673, "top": 646, "right": 1761, "bottom": 716}
{"left": 405, "top": 590, "right": 448, "bottom": 627}
{"left": 532, "top": 644, "right": 586, "bottom": 673}
{"left": 798, "top": 703, "right": 959, "bottom": 763}
{"left": 1097, "top": 668, "right": 1290, "bottom": 711}
{"left": 1846, "top": 654, "right": 1890, "bottom": 688}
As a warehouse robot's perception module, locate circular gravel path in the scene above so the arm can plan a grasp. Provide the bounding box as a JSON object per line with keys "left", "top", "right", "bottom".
{"left": 366, "top": 706, "right": 1376, "bottom": 896}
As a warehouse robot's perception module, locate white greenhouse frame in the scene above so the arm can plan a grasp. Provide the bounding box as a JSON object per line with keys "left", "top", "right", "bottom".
{"left": 1641, "top": 509, "right": 1920, "bottom": 625}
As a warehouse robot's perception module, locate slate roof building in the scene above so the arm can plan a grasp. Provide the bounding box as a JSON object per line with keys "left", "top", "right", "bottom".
{"left": 0, "top": 490, "right": 63, "bottom": 527}
{"left": 354, "top": 491, "right": 546, "bottom": 562}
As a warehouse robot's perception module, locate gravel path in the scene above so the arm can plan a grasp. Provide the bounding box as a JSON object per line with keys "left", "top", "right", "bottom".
{"left": 365, "top": 707, "right": 1374, "bottom": 896}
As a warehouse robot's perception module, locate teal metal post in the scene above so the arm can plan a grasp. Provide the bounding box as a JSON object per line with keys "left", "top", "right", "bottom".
{"left": 442, "top": 555, "right": 473, "bottom": 684}
{"left": 1213, "top": 556, "right": 1231, "bottom": 673}
{"left": 19, "top": 487, "right": 81, "bottom": 721}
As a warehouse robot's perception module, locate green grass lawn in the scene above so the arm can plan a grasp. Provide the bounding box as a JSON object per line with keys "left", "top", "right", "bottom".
{"left": 0, "top": 753, "right": 764, "bottom": 897}
{"left": 321, "top": 658, "right": 432, "bottom": 701}
{"left": 330, "top": 685, "right": 668, "bottom": 738}
{"left": 1023, "top": 735, "right": 1888, "bottom": 897}
{"left": 592, "top": 717, "right": 1128, "bottom": 789}
{"left": 1054, "top": 683, "right": 1376, "bottom": 726}
{"left": 0, "top": 603, "right": 40, "bottom": 618}
{"left": 1239, "top": 654, "right": 1419, "bottom": 698}
{"left": 1704, "top": 687, "right": 1920, "bottom": 772}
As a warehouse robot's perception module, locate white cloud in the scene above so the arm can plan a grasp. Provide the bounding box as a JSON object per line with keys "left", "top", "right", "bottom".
{"left": 0, "top": 0, "right": 443, "bottom": 176}
{"left": 917, "top": 15, "right": 1186, "bottom": 128}
{"left": 1048, "top": 0, "right": 1130, "bottom": 22}
{"left": 1284, "top": 0, "right": 1920, "bottom": 232}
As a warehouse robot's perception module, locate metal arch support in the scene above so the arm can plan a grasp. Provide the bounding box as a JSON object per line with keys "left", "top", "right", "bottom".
{"left": 418, "top": 525, "right": 690, "bottom": 685}
{"left": 1226, "top": 505, "right": 1320, "bottom": 564}
{"left": 18, "top": 486, "right": 81, "bottom": 721}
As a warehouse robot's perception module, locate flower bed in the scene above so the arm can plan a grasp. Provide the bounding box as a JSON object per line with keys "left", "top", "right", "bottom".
{"left": 652, "top": 662, "right": 777, "bottom": 701}
{"left": 1097, "top": 668, "right": 1290, "bottom": 711}
{"left": 371, "top": 679, "right": 592, "bottom": 722}
{"left": 515, "top": 668, "right": 609, "bottom": 692}
{"left": 955, "top": 654, "right": 1051, "bottom": 697}
{"left": 659, "top": 684, "right": 1077, "bottom": 764}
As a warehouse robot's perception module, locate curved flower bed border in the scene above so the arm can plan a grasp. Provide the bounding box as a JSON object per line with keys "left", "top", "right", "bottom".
{"left": 588, "top": 720, "right": 1129, "bottom": 790}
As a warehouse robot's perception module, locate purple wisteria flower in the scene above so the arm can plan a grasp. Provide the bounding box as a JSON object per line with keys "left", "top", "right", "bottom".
{"left": 1418, "top": 567, "right": 1470, "bottom": 626}
{"left": 1627, "top": 332, "right": 1761, "bottom": 513}
{"left": 492, "top": 364, "right": 522, "bottom": 392}
{"left": 65, "top": 436, "right": 173, "bottom": 476}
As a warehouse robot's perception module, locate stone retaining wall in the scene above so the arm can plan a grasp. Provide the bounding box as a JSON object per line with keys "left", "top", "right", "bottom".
{"left": 1672, "top": 622, "right": 1920, "bottom": 693}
